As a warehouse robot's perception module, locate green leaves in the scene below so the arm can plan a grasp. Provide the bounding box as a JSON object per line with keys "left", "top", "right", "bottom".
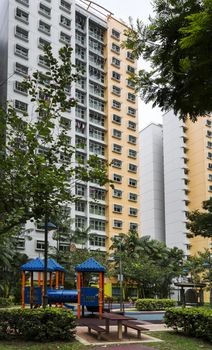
{"left": 187, "top": 198, "right": 212, "bottom": 238}
{"left": 123, "top": 0, "right": 212, "bottom": 120}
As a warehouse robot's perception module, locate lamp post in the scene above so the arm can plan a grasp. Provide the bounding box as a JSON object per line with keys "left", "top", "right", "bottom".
{"left": 203, "top": 241, "right": 212, "bottom": 308}
{"left": 118, "top": 254, "right": 124, "bottom": 313}
{"left": 43, "top": 217, "right": 57, "bottom": 308}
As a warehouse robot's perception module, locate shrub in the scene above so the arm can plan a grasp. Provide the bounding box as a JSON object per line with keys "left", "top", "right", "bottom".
{"left": 0, "top": 297, "right": 13, "bottom": 308}
{"left": 164, "top": 308, "right": 212, "bottom": 342}
{"left": 136, "top": 298, "right": 176, "bottom": 311}
{"left": 0, "top": 308, "right": 76, "bottom": 342}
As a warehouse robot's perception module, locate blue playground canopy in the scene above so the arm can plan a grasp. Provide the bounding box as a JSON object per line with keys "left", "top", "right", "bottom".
{"left": 75, "top": 257, "right": 106, "bottom": 272}
{"left": 20, "top": 257, "right": 65, "bottom": 272}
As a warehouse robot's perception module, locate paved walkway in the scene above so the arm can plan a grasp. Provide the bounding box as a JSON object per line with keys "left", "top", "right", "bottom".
{"left": 88, "top": 345, "right": 157, "bottom": 350}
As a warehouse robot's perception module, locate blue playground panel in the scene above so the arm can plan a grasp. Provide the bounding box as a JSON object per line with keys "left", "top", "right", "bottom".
{"left": 80, "top": 287, "right": 99, "bottom": 307}
{"left": 24, "top": 286, "right": 42, "bottom": 305}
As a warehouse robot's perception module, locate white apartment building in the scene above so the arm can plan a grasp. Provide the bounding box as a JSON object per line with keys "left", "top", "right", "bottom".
{"left": 0, "top": 0, "right": 139, "bottom": 258}
{"left": 139, "top": 123, "right": 165, "bottom": 241}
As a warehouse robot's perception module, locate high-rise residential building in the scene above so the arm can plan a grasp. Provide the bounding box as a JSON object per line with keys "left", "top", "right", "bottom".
{"left": 0, "top": 0, "right": 139, "bottom": 258}
{"left": 140, "top": 111, "right": 211, "bottom": 258}
{"left": 139, "top": 123, "right": 165, "bottom": 241}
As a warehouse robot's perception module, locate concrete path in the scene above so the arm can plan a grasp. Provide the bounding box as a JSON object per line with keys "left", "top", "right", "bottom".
{"left": 88, "top": 345, "right": 157, "bottom": 350}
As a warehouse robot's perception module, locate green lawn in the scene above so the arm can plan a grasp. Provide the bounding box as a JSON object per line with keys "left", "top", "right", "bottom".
{"left": 0, "top": 332, "right": 211, "bottom": 350}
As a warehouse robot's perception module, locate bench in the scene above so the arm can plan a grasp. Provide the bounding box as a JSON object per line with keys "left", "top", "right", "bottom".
{"left": 122, "top": 321, "right": 149, "bottom": 339}
{"left": 82, "top": 322, "right": 106, "bottom": 340}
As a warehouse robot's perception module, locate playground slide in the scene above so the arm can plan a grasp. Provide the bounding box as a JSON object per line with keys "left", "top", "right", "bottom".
{"left": 47, "top": 289, "right": 78, "bottom": 303}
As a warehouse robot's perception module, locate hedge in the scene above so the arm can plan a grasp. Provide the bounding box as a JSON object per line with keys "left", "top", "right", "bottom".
{"left": 136, "top": 298, "right": 176, "bottom": 311}
{"left": 0, "top": 297, "right": 13, "bottom": 308}
{"left": 0, "top": 308, "right": 76, "bottom": 342}
{"left": 164, "top": 308, "right": 212, "bottom": 342}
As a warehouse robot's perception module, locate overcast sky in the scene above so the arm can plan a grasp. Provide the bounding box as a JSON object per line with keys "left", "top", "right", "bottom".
{"left": 95, "top": 0, "right": 163, "bottom": 130}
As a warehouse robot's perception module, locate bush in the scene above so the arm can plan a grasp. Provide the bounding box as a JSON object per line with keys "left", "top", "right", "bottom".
{"left": 164, "top": 308, "right": 212, "bottom": 342}
{"left": 0, "top": 297, "right": 13, "bottom": 308}
{"left": 136, "top": 298, "right": 176, "bottom": 311}
{"left": 0, "top": 308, "right": 76, "bottom": 342}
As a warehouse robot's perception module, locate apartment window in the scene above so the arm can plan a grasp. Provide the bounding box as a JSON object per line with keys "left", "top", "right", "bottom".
{"left": 112, "top": 100, "right": 121, "bottom": 110}
{"left": 127, "top": 65, "right": 135, "bottom": 74}
{"left": 90, "top": 187, "right": 106, "bottom": 200}
{"left": 113, "top": 189, "right": 122, "bottom": 198}
{"left": 89, "top": 82, "right": 104, "bottom": 98}
{"left": 112, "top": 57, "right": 120, "bottom": 67}
{"left": 16, "top": 238, "right": 25, "bottom": 250}
{"left": 14, "top": 81, "right": 27, "bottom": 95}
{"left": 113, "top": 144, "right": 122, "bottom": 154}
{"left": 113, "top": 204, "right": 123, "bottom": 214}
{"left": 127, "top": 79, "right": 135, "bottom": 88}
{"left": 112, "top": 129, "right": 122, "bottom": 139}
{"left": 113, "top": 220, "right": 123, "bottom": 229}
{"left": 15, "top": 26, "right": 28, "bottom": 41}
{"left": 60, "top": 31, "right": 71, "bottom": 44}
{"left": 126, "top": 51, "right": 134, "bottom": 61}
{"left": 59, "top": 243, "right": 70, "bottom": 252}
{"left": 14, "top": 99, "right": 28, "bottom": 112}
{"left": 76, "top": 31, "right": 85, "bottom": 45}
{"left": 15, "top": 62, "right": 28, "bottom": 76}
{"left": 89, "top": 203, "right": 105, "bottom": 216}
{"left": 90, "top": 219, "right": 105, "bottom": 232}
{"left": 89, "top": 37, "right": 104, "bottom": 55}
{"left": 38, "top": 37, "right": 50, "bottom": 50}
{"left": 113, "top": 174, "right": 122, "bottom": 183}
{"left": 128, "top": 107, "right": 136, "bottom": 116}
{"left": 76, "top": 90, "right": 85, "bottom": 104}
{"left": 89, "top": 24, "right": 104, "bottom": 42}
{"left": 208, "top": 163, "right": 212, "bottom": 169}
{"left": 128, "top": 149, "right": 137, "bottom": 158}
{"left": 112, "top": 158, "right": 122, "bottom": 168}
{"left": 206, "top": 119, "right": 212, "bottom": 127}
{"left": 75, "top": 184, "right": 86, "bottom": 196}
{"left": 128, "top": 93, "right": 136, "bottom": 102}
{"left": 128, "top": 135, "right": 137, "bottom": 144}
{"left": 15, "top": 44, "right": 28, "bottom": 59}
{"left": 39, "top": 20, "right": 51, "bottom": 35}
{"left": 75, "top": 120, "right": 86, "bottom": 134}
{"left": 89, "top": 126, "right": 104, "bottom": 141}
{"left": 112, "top": 85, "right": 121, "bottom": 96}
{"left": 112, "top": 43, "right": 120, "bottom": 53}
{"left": 208, "top": 185, "right": 212, "bottom": 192}
{"left": 76, "top": 106, "right": 86, "bottom": 120}
{"left": 112, "top": 28, "right": 120, "bottom": 40}
{"left": 60, "top": 15, "right": 71, "bottom": 28}
{"left": 89, "top": 66, "right": 104, "bottom": 84}
{"left": 207, "top": 141, "right": 212, "bottom": 149}
{"left": 89, "top": 111, "right": 104, "bottom": 127}
{"left": 38, "top": 54, "right": 49, "bottom": 68}
{"left": 128, "top": 121, "right": 136, "bottom": 130}
{"left": 75, "top": 216, "right": 86, "bottom": 229}
{"left": 129, "top": 193, "right": 137, "bottom": 202}
{"left": 76, "top": 136, "right": 86, "bottom": 150}
{"left": 16, "top": 0, "right": 29, "bottom": 6}
{"left": 89, "top": 96, "right": 104, "bottom": 112}
{"left": 129, "top": 178, "right": 137, "bottom": 187}
{"left": 112, "top": 114, "right": 121, "bottom": 124}
{"left": 129, "top": 223, "right": 138, "bottom": 231}
{"left": 208, "top": 152, "right": 212, "bottom": 159}
{"left": 129, "top": 207, "right": 138, "bottom": 216}
{"left": 112, "top": 71, "right": 121, "bottom": 81}
{"left": 128, "top": 163, "right": 137, "bottom": 173}
{"left": 60, "top": 116, "right": 71, "bottom": 129}
{"left": 208, "top": 174, "right": 212, "bottom": 181}
{"left": 39, "top": 3, "right": 51, "bottom": 17}
{"left": 60, "top": 0, "right": 71, "bottom": 12}
{"left": 90, "top": 235, "right": 106, "bottom": 247}
{"left": 35, "top": 240, "right": 46, "bottom": 251}
{"left": 75, "top": 201, "right": 86, "bottom": 212}
{"left": 16, "top": 8, "right": 29, "bottom": 23}
{"left": 207, "top": 130, "right": 212, "bottom": 137}
{"left": 89, "top": 141, "right": 105, "bottom": 156}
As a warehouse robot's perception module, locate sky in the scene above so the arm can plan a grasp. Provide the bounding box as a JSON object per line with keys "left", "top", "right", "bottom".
{"left": 94, "top": 0, "right": 163, "bottom": 130}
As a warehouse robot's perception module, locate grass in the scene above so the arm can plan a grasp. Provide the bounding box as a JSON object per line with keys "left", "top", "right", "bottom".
{"left": 0, "top": 332, "right": 211, "bottom": 350}
{"left": 145, "top": 331, "right": 212, "bottom": 350}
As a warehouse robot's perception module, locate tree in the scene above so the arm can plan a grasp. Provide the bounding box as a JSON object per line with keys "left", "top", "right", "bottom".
{"left": 110, "top": 231, "right": 184, "bottom": 299}
{"left": 187, "top": 198, "right": 212, "bottom": 238}
{"left": 0, "top": 45, "right": 109, "bottom": 236}
{"left": 123, "top": 0, "right": 212, "bottom": 121}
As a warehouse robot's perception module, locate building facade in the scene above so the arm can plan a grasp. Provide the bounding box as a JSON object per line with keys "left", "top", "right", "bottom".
{"left": 0, "top": 0, "right": 139, "bottom": 258}
{"left": 139, "top": 123, "right": 165, "bottom": 241}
